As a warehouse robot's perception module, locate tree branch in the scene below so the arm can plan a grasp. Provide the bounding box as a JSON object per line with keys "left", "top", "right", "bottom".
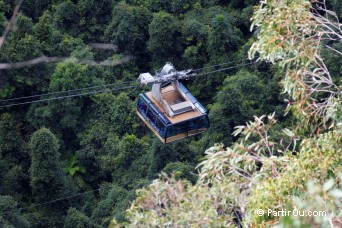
{"left": 0, "top": 0, "right": 25, "bottom": 49}
{"left": 88, "top": 43, "right": 118, "bottom": 51}
{"left": 0, "top": 55, "right": 133, "bottom": 70}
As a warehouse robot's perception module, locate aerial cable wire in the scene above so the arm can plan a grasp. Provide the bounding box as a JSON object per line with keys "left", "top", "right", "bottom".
{"left": 0, "top": 58, "right": 252, "bottom": 102}
{"left": 0, "top": 84, "right": 138, "bottom": 108}
{"left": 0, "top": 60, "right": 258, "bottom": 108}
{"left": 197, "top": 61, "right": 257, "bottom": 77}
{"left": 0, "top": 185, "right": 114, "bottom": 216}
{"left": 0, "top": 81, "right": 134, "bottom": 102}
{"left": 192, "top": 58, "right": 249, "bottom": 72}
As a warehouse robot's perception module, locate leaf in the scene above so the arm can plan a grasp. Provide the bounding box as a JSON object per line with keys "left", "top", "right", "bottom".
{"left": 232, "top": 126, "right": 244, "bottom": 136}
{"left": 245, "top": 132, "right": 252, "bottom": 141}
{"left": 69, "top": 167, "right": 79, "bottom": 176}
{"left": 329, "top": 189, "right": 342, "bottom": 198}
{"left": 323, "top": 179, "right": 335, "bottom": 191}
{"left": 268, "top": 112, "right": 276, "bottom": 120}
{"left": 79, "top": 165, "right": 86, "bottom": 173}
{"left": 283, "top": 128, "right": 295, "bottom": 138}
{"left": 63, "top": 167, "right": 69, "bottom": 173}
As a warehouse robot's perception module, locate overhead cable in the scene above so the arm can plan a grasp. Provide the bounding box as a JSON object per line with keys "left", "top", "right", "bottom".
{"left": 0, "top": 81, "right": 133, "bottom": 102}
{"left": 0, "top": 60, "right": 258, "bottom": 108}
{"left": 197, "top": 61, "right": 257, "bottom": 76}
{"left": 192, "top": 58, "right": 249, "bottom": 72}
{"left": 0, "top": 84, "right": 138, "bottom": 108}
{"left": 0, "top": 185, "right": 113, "bottom": 216}
{"left": 1, "top": 58, "right": 252, "bottom": 102}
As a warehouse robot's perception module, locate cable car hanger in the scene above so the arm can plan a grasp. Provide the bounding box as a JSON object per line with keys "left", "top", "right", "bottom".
{"left": 138, "top": 62, "right": 199, "bottom": 117}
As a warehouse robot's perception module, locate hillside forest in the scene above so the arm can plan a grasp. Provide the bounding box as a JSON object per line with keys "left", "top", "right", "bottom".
{"left": 0, "top": 0, "right": 341, "bottom": 227}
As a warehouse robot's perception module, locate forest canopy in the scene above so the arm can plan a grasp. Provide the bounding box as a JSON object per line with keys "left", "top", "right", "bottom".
{"left": 0, "top": 0, "right": 341, "bottom": 227}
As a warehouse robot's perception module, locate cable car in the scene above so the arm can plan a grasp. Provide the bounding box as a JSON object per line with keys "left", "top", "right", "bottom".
{"left": 137, "top": 63, "right": 209, "bottom": 143}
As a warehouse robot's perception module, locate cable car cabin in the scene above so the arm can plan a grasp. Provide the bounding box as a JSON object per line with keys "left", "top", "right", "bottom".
{"left": 137, "top": 82, "right": 209, "bottom": 143}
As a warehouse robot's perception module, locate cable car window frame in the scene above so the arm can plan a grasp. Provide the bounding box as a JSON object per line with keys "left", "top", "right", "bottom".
{"left": 155, "top": 118, "right": 166, "bottom": 137}
{"left": 145, "top": 107, "right": 167, "bottom": 137}
{"left": 197, "top": 115, "right": 210, "bottom": 129}
{"left": 165, "top": 114, "right": 209, "bottom": 138}
{"left": 146, "top": 108, "right": 157, "bottom": 125}
{"left": 137, "top": 96, "right": 148, "bottom": 115}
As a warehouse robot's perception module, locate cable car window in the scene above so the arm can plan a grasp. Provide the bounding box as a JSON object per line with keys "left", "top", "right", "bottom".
{"left": 173, "top": 123, "right": 187, "bottom": 135}
{"left": 138, "top": 97, "right": 148, "bottom": 115}
{"left": 198, "top": 116, "right": 209, "bottom": 129}
{"left": 186, "top": 92, "right": 197, "bottom": 104}
{"left": 146, "top": 108, "right": 157, "bottom": 124}
{"left": 155, "top": 119, "right": 166, "bottom": 136}
{"left": 195, "top": 103, "right": 207, "bottom": 114}
{"left": 187, "top": 118, "right": 198, "bottom": 131}
{"left": 158, "top": 114, "right": 170, "bottom": 125}
{"left": 166, "top": 125, "right": 175, "bottom": 137}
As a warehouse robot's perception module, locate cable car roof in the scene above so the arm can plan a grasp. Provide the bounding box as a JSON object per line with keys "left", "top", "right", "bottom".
{"left": 144, "top": 85, "right": 204, "bottom": 124}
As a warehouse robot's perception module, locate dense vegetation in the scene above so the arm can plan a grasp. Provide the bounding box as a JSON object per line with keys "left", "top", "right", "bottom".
{"left": 0, "top": 0, "right": 341, "bottom": 227}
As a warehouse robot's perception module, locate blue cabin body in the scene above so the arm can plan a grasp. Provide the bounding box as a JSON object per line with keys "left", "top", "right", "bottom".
{"left": 137, "top": 83, "right": 209, "bottom": 143}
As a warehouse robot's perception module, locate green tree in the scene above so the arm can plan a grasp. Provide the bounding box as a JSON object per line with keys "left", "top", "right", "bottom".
{"left": 49, "top": 62, "right": 101, "bottom": 92}
{"left": 75, "top": 92, "right": 141, "bottom": 187}
{"left": 91, "top": 92, "right": 138, "bottom": 137}
{"left": 49, "top": 32, "right": 86, "bottom": 56}
{"left": 148, "top": 139, "right": 201, "bottom": 180}
{"left": 0, "top": 0, "right": 11, "bottom": 16}
{"left": 54, "top": 1, "right": 79, "bottom": 36}
{"left": 0, "top": 14, "right": 47, "bottom": 94}
{"left": 0, "top": 196, "right": 30, "bottom": 227}
{"left": 29, "top": 128, "right": 73, "bottom": 226}
{"left": 105, "top": 3, "right": 152, "bottom": 55}
{"left": 162, "top": 161, "right": 198, "bottom": 184}
{"left": 33, "top": 10, "right": 53, "bottom": 51}
{"left": 147, "top": 11, "right": 183, "bottom": 65}
{"left": 29, "top": 128, "right": 69, "bottom": 201}
{"left": 91, "top": 185, "right": 129, "bottom": 225}
{"left": 21, "top": 0, "right": 54, "bottom": 21}
{"left": 181, "top": 10, "right": 209, "bottom": 67}
{"left": 76, "top": 0, "right": 114, "bottom": 41}
{"left": 134, "top": 0, "right": 171, "bottom": 12}
{"left": 27, "top": 62, "right": 103, "bottom": 139}
{"left": 170, "top": 0, "right": 196, "bottom": 15}
{"left": 204, "top": 69, "right": 282, "bottom": 146}
{"left": 147, "top": 140, "right": 177, "bottom": 178}
{"left": 321, "top": 42, "right": 342, "bottom": 86}
{"left": 104, "top": 134, "right": 150, "bottom": 188}
{"left": 207, "top": 13, "right": 242, "bottom": 60}
{"left": 0, "top": 113, "right": 30, "bottom": 199}
{"left": 64, "top": 208, "right": 94, "bottom": 228}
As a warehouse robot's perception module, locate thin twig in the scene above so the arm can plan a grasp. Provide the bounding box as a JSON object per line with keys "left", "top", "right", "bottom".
{"left": 324, "top": 44, "right": 342, "bottom": 56}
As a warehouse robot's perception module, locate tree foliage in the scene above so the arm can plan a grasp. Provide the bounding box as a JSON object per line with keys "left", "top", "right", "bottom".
{"left": 105, "top": 2, "right": 152, "bottom": 55}
{"left": 64, "top": 207, "right": 94, "bottom": 228}
{"left": 29, "top": 128, "right": 74, "bottom": 226}
{"left": 147, "top": 11, "right": 183, "bottom": 65}
{"left": 0, "top": 196, "right": 30, "bottom": 227}
{"left": 112, "top": 1, "right": 342, "bottom": 227}
{"left": 1, "top": 0, "right": 340, "bottom": 227}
